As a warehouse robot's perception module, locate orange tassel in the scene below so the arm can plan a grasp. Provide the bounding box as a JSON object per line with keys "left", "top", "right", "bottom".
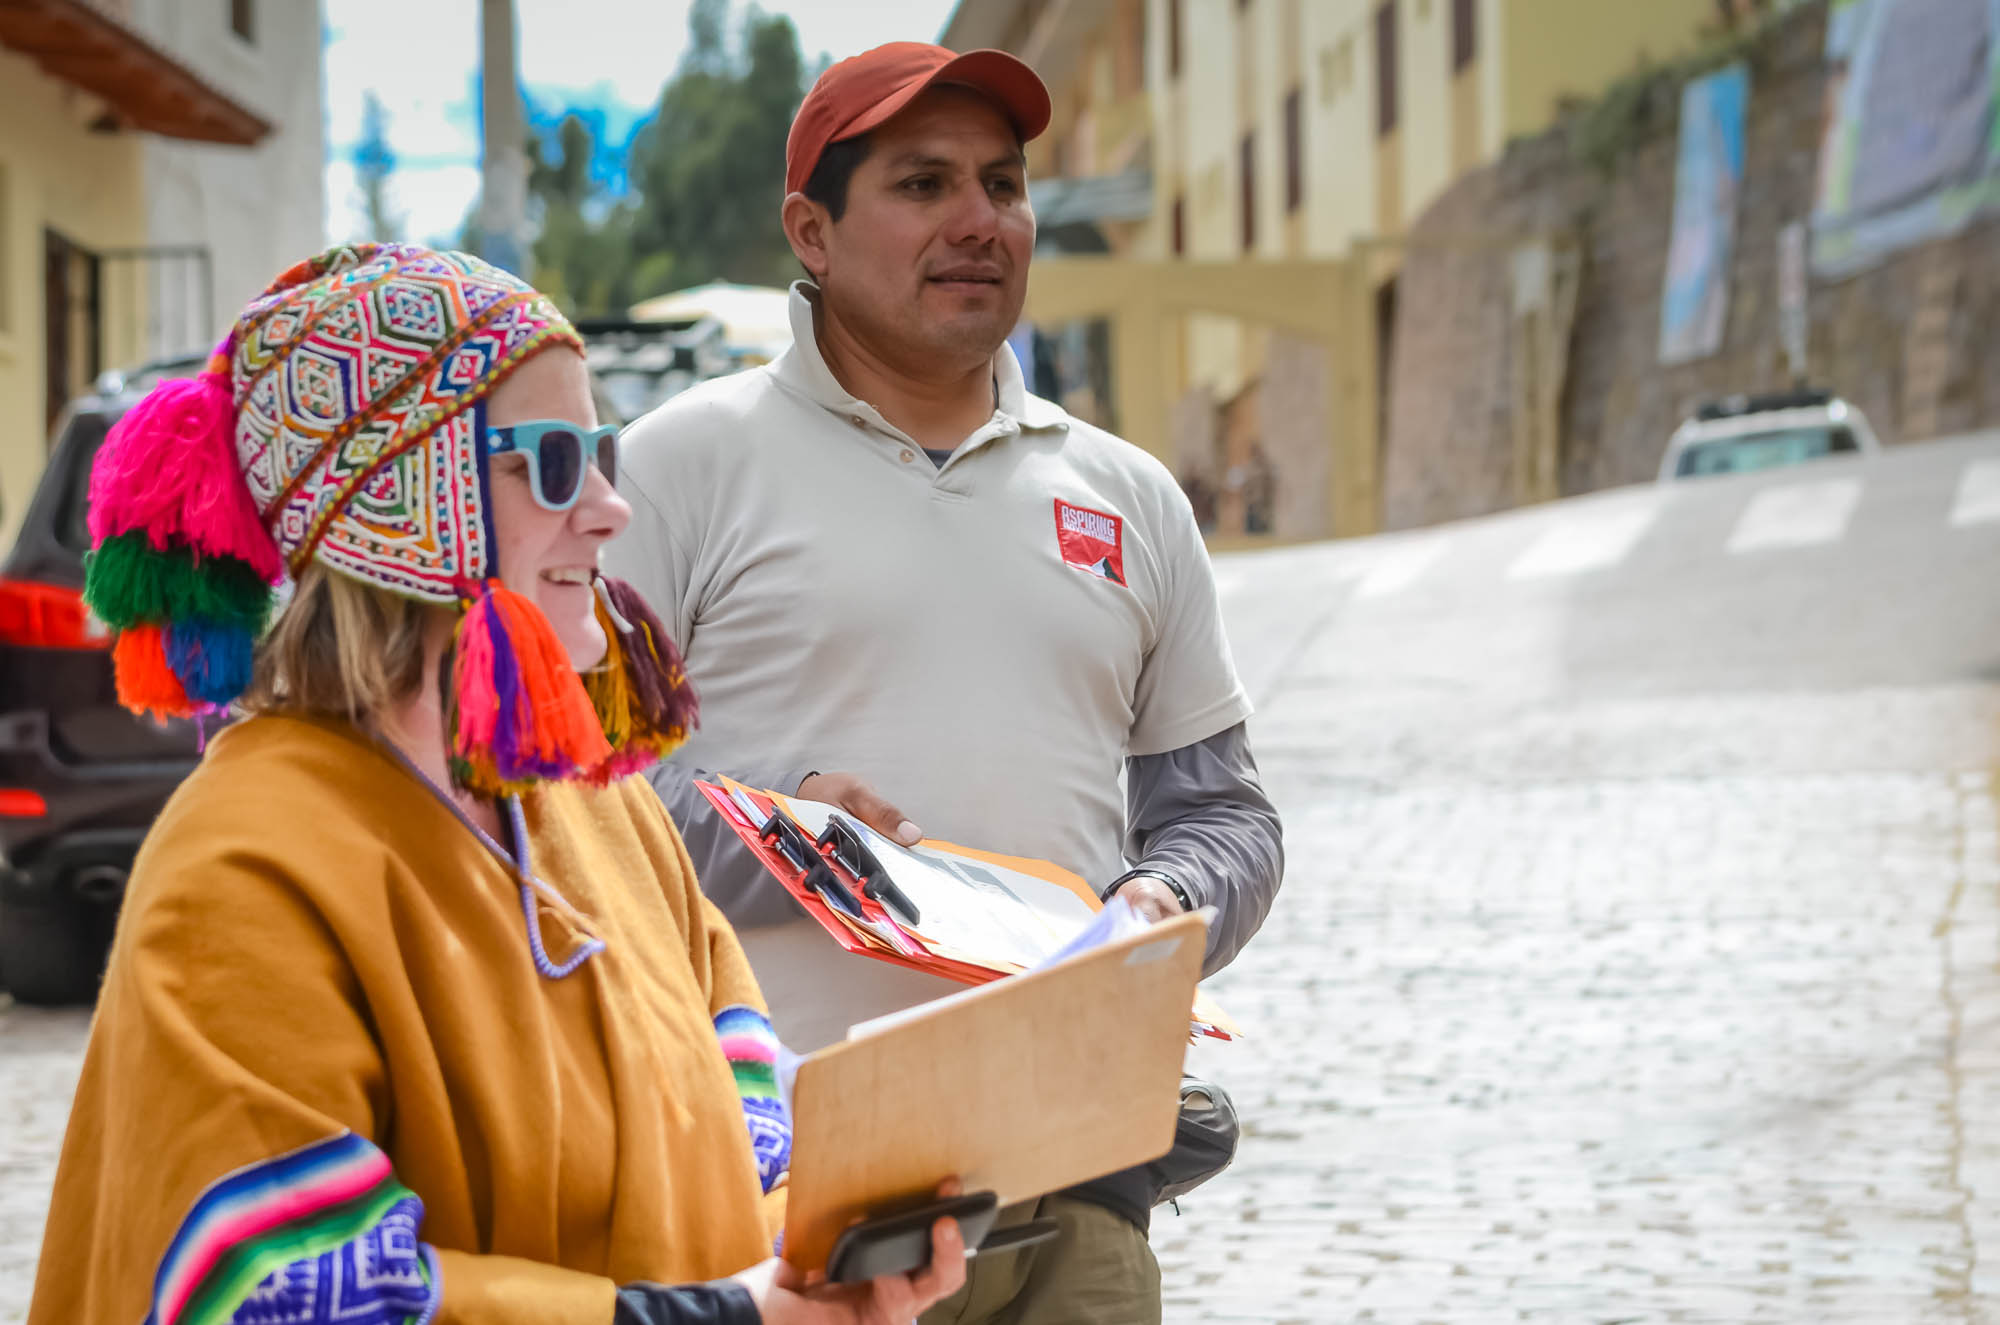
{"left": 492, "top": 586, "right": 609, "bottom": 769}
{"left": 449, "top": 580, "right": 611, "bottom": 796}
{"left": 114, "top": 625, "right": 195, "bottom": 722}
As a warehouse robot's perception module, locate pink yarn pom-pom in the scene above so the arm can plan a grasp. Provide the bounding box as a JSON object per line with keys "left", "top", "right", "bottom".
{"left": 87, "top": 368, "right": 283, "bottom": 583}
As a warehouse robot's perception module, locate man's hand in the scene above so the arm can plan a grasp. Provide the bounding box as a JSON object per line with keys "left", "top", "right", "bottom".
{"left": 1113, "top": 875, "right": 1187, "bottom": 924}
{"left": 797, "top": 772, "right": 923, "bottom": 847}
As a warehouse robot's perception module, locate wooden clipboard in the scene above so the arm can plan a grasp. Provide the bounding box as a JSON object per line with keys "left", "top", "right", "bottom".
{"left": 779, "top": 910, "right": 1207, "bottom": 1271}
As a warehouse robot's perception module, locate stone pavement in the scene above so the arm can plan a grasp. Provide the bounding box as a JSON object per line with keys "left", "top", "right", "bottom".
{"left": 1161, "top": 716, "right": 2000, "bottom": 1321}
{"left": 5, "top": 446, "right": 2000, "bottom": 1321}
{"left": 0, "top": 1003, "right": 88, "bottom": 1324}
{"left": 7, "top": 694, "right": 1995, "bottom": 1323}
{"left": 1143, "top": 439, "right": 2000, "bottom": 1321}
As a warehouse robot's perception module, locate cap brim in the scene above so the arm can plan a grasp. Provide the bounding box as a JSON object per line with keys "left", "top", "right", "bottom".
{"left": 840, "top": 48, "right": 1053, "bottom": 146}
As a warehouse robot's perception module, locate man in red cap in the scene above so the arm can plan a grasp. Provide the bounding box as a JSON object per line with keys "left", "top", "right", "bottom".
{"left": 610, "top": 40, "right": 1284, "bottom": 1325}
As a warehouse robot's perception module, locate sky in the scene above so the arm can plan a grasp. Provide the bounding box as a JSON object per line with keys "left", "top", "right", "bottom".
{"left": 323, "top": 0, "right": 961, "bottom": 248}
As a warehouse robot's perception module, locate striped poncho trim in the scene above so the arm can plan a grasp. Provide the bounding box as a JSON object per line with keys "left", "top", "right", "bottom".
{"left": 146, "top": 1131, "right": 437, "bottom": 1325}
{"left": 715, "top": 1004, "right": 791, "bottom": 1194}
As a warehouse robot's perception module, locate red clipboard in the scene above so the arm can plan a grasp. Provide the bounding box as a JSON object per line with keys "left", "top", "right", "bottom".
{"left": 695, "top": 779, "right": 1010, "bottom": 987}
{"left": 695, "top": 779, "right": 1243, "bottom": 1041}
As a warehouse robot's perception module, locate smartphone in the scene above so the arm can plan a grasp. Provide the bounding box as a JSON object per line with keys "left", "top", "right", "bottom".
{"left": 825, "top": 1190, "right": 1006, "bottom": 1284}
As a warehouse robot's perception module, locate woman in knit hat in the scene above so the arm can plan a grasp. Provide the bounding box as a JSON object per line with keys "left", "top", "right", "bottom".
{"left": 27, "top": 244, "right": 963, "bottom": 1325}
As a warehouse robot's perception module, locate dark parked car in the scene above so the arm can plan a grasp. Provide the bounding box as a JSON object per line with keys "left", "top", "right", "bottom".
{"left": 0, "top": 356, "right": 208, "bottom": 1004}
{"left": 0, "top": 353, "right": 634, "bottom": 1005}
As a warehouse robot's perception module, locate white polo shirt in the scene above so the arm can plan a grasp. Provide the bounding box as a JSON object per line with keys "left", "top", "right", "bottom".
{"left": 608, "top": 285, "right": 1251, "bottom": 1043}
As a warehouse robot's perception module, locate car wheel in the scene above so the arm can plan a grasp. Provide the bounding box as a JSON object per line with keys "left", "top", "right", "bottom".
{"left": 0, "top": 878, "right": 115, "bottom": 1006}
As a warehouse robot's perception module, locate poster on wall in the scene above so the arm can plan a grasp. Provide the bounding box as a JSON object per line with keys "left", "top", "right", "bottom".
{"left": 1812, "top": 0, "right": 2000, "bottom": 278}
{"left": 1659, "top": 63, "right": 1749, "bottom": 365}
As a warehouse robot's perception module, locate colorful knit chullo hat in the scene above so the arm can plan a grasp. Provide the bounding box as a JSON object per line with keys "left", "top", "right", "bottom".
{"left": 82, "top": 242, "right": 695, "bottom": 794}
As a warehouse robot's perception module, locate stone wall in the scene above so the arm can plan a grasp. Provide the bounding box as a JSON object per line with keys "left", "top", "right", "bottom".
{"left": 1166, "top": 329, "right": 1331, "bottom": 541}
{"left": 1383, "top": 0, "right": 2000, "bottom": 530}
{"left": 1167, "top": 382, "right": 1222, "bottom": 531}
{"left": 1261, "top": 332, "right": 1335, "bottom": 542}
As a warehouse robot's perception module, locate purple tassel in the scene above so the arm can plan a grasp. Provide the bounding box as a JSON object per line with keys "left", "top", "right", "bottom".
{"left": 481, "top": 592, "right": 582, "bottom": 781}
{"left": 598, "top": 575, "right": 698, "bottom": 737}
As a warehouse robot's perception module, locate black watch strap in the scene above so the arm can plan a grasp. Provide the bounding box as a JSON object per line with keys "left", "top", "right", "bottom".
{"left": 1105, "top": 868, "right": 1195, "bottom": 912}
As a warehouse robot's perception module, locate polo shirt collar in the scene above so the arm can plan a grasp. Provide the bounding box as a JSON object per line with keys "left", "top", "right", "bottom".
{"left": 775, "top": 281, "right": 1069, "bottom": 437}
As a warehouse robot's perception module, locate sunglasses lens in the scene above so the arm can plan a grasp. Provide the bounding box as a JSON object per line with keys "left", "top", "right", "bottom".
{"left": 595, "top": 433, "right": 617, "bottom": 488}
{"left": 536, "top": 429, "right": 584, "bottom": 507}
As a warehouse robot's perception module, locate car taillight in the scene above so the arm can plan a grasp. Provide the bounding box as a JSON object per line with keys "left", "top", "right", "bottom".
{"left": 0, "top": 578, "right": 110, "bottom": 650}
{"left": 0, "top": 788, "right": 46, "bottom": 817}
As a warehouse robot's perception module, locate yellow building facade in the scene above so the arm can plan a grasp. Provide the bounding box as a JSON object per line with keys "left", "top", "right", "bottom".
{"left": 0, "top": 41, "right": 149, "bottom": 550}
{"left": 943, "top": 0, "right": 1718, "bottom": 538}
{"left": 0, "top": 0, "right": 322, "bottom": 554}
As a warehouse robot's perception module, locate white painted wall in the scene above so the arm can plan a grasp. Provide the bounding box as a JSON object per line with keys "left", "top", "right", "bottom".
{"left": 1301, "top": 0, "right": 1377, "bottom": 259}
{"left": 1399, "top": 0, "right": 1453, "bottom": 226}
{"left": 130, "top": 0, "right": 326, "bottom": 358}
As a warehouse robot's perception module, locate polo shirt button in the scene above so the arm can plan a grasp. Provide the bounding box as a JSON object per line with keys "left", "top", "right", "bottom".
{"left": 850, "top": 415, "right": 866, "bottom": 427}
{"left": 899, "top": 449, "right": 915, "bottom": 463}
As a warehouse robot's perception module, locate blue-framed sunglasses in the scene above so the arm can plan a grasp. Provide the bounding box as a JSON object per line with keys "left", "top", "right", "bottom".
{"left": 487, "top": 421, "right": 619, "bottom": 511}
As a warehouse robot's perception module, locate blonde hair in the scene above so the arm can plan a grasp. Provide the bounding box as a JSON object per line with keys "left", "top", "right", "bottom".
{"left": 241, "top": 565, "right": 441, "bottom": 720}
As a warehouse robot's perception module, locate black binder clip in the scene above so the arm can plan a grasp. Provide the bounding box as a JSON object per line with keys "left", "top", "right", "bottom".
{"left": 759, "top": 807, "right": 865, "bottom": 920}
{"left": 819, "top": 813, "right": 922, "bottom": 926}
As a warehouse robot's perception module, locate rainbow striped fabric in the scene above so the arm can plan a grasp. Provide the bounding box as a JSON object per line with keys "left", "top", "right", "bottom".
{"left": 146, "top": 1131, "right": 439, "bottom": 1325}
{"left": 715, "top": 1004, "right": 791, "bottom": 1193}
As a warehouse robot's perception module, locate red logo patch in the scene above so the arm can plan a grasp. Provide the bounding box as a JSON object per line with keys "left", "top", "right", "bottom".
{"left": 1054, "top": 499, "right": 1125, "bottom": 585}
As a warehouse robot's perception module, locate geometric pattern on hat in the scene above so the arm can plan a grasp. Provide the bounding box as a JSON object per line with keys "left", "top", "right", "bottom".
{"left": 229, "top": 243, "right": 582, "bottom": 603}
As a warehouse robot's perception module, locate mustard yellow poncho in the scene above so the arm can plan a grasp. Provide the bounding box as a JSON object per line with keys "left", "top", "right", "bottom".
{"left": 29, "top": 714, "right": 784, "bottom": 1325}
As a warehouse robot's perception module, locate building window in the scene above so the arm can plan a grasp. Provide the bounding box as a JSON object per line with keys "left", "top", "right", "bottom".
{"left": 1375, "top": 2, "right": 1398, "bottom": 138}
{"left": 1453, "top": 0, "right": 1476, "bottom": 70}
{"left": 1239, "top": 131, "right": 1256, "bottom": 252}
{"left": 1320, "top": 35, "right": 1354, "bottom": 106}
{"left": 1171, "top": 195, "right": 1185, "bottom": 256}
{"left": 1283, "top": 88, "right": 1303, "bottom": 214}
{"left": 1168, "top": 0, "right": 1182, "bottom": 78}
{"left": 230, "top": 0, "right": 255, "bottom": 43}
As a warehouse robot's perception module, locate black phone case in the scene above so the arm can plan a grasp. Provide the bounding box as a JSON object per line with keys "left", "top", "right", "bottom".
{"left": 825, "top": 1191, "right": 1000, "bottom": 1284}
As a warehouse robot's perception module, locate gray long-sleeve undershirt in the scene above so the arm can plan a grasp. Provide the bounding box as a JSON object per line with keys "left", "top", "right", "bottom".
{"left": 647, "top": 721, "right": 1283, "bottom": 977}
{"left": 1120, "top": 721, "right": 1283, "bottom": 976}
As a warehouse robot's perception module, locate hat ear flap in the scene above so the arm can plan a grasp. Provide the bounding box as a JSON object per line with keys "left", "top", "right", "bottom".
{"left": 83, "top": 357, "right": 281, "bottom": 722}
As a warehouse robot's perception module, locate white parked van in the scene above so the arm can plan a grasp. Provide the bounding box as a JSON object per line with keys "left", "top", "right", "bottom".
{"left": 1659, "top": 390, "right": 1880, "bottom": 481}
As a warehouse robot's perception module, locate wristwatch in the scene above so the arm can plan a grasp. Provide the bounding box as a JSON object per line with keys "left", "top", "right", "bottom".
{"left": 1103, "top": 867, "right": 1195, "bottom": 913}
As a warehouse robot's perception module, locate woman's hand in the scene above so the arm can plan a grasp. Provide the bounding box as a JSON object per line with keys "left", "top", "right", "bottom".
{"left": 731, "top": 1212, "right": 965, "bottom": 1325}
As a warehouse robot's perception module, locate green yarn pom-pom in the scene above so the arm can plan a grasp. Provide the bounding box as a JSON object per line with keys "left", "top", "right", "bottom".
{"left": 84, "top": 531, "right": 273, "bottom": 633}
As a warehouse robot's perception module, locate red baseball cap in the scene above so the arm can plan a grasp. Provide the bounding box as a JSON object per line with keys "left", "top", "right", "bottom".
{"left": 785, "top": 42, "right": 1053, "bottom": 196}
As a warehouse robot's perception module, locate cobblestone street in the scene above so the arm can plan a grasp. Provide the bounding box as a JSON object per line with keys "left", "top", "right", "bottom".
{"left": 1164, "top": 741, "right": 2000, "bottom": 1321}
{"left": 1153, "top": 440, "right": 2000, "bottom": 1321}
{"left": 5, "top": 440, "right": 2000, "bottom": 1321}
